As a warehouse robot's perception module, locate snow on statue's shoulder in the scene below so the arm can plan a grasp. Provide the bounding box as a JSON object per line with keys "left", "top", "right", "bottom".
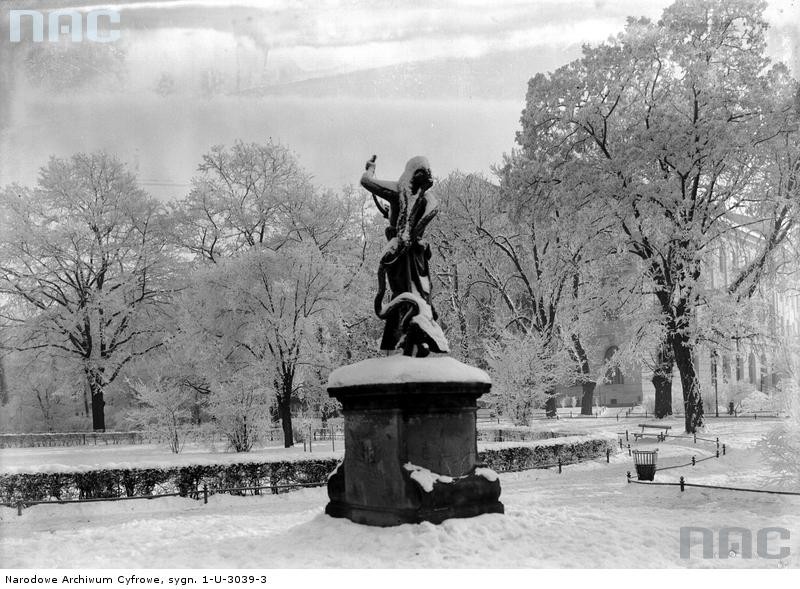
{"left": 327, "top": 355, "right": 490, "bottom": 388}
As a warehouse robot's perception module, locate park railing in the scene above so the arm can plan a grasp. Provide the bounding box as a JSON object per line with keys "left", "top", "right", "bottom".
{"left": 0, "top": 480, "right": 329, "bottom": 516}
{"left": 0, "top": 427, "right": 346, "bottom": 449}
{"left": 626, "top": 474, "right": 800, "bottom": 497}
{"left": 1, "top": 447, "right": 622, "bottom": 517}
{"left": 620, "top": 429, "right": 799, "bottom": 497}
{"left": 0, "top": 431, "right": 154, "bottom": 448}
{"left": 1, "top": 435, "right": 617, "bottom": 515}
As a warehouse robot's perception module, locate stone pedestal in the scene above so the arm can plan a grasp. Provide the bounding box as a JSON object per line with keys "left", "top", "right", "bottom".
{"left": 325, "top": 356, "right": 504, "bottom": 526}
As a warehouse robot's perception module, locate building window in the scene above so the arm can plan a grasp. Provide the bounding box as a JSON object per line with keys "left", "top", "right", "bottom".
{"left": 604, "top": 346, "right": 623, "bottom": 385}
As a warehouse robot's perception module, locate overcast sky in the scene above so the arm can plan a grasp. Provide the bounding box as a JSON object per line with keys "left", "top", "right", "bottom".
{"left": 1, "top": 0, "right": 799, "bottom": 197}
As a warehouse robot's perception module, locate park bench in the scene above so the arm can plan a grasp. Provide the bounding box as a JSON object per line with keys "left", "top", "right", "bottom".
{"left": 633, "top": 423, "right": 671, "bottom": 441}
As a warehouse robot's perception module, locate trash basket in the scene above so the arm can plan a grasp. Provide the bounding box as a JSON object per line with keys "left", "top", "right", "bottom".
{"left": 632, "top": 449, "right": 658, "bottom": 481}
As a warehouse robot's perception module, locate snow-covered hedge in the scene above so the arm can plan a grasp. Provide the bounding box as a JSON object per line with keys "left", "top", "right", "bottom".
{"left": 478, "top": 436, "right": 613, "bottom": 472}
{"left": 1, "top": 435, "right": 614, "bottom": 502}
{"left": 0, "top": 458, "right": 340, "bottom": 503}
{"left": 476, "top": 428, "right": 567, "bottom": 443}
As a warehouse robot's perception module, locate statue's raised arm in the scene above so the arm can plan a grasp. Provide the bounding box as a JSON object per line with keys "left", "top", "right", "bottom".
{"left": 361, "top": 156, "right": 399, "bottom": 203}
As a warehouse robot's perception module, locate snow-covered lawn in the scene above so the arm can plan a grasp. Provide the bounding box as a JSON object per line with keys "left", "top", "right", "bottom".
{"left": 1, "top": 418, "right": 798, "bottom": 568}
{"left": 0, "top": 441, "right": 342, "bottom": 474}
{"left": 0, "top": 432, "right": 609, "bottom": 474}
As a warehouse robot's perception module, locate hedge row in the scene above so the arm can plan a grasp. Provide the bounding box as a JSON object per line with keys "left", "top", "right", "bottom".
{"left": 1, "top": 437, "right": 613, "bottom": 503}
{"left": 476, "top": 428, "right": 567, "bottom": 443}
{"left": 0, "top": 432, "right": 150, "bottom": 448}
{"left": 0, "top": 458, "right": 340, "bottom": 503}
{"left": 478, "top": 437, "right": 614, "bottom": 472}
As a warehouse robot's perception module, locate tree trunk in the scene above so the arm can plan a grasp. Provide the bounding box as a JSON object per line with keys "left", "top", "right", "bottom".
{"left": 571, "top": 334, "right": 595, "bottom": 416}
{"left": 653, "top": 371, "right": 673, "bottom": 419}
{"left": 545, "top": 394, "right": 557, "bottom": 418}
{"left": 0, "top": 357, "right": 8, "bottom": 405}
{"left": 82, "top": 379, "right": 90, "bottom": 418}
{"left": 449, "top": 262, "right": 470, "bottom": 362}
{"left": 652, "top": 344, "right": 674, "bottom": 419}
{"left": 671, "top": 337, "right": 704, "bottom": 433}
{"left": 86, "top": 369, "right": 106, "bottom": 431}
{"left": 580, "top": 382, "right": 596, "bottom": 416}
{"left": 279, "top": 392, "right": 293, "bottom": 448}
{"left": 90, "top": 389, "right": 105, "bottom": 431}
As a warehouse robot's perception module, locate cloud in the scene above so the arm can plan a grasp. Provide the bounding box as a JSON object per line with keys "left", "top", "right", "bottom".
{"left": 64, "top": 0, "right": 673, "bottom": 73}
{"left": 271, "top": 17, "right": 630, "bottom": 76}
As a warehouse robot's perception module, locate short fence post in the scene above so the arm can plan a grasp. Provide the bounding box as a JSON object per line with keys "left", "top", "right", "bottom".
{"left": 680, "top": 476, "right": 685, "bottom": 492}
{"left": 626, "top": 430, "right": 629, "bottom": 441}
{"left": 693, "top": 433, "right": 697, "bottom": 444}
{"left": 16, "top": 501, "right": 23, "bottom": 516}
{"left": 716, "top": 437, "right": 720, "bottom": 450}
{"left": 716, "top": 449, "right": 719, "bottom": 458}
{"left": 203, "top": 484, "right": 208, "bottom": 505}
{"left": 691, "top": 456, "right": 696, "bottom": 466}
{"left": 627, "top": 444, "right": 631, "bottom": 456}
{"left": 616, "top": 414, "right": 619, "bottom": 422}
{"left": 626, "top": 471, "right": 631, "bottom": 483}
{"left": 619, "top": 438, "right": 623, "bottom": 450}
{"left": 558, "top": 459, "right": 562, "bottom": 474}
{"left": 754, "top": 413, "right": 757, "bottom": 420}
{"left": 331, "top": 433, "right": 335, "bottom": 452}
{"left": 606, "top": 448, "right": 610, "bottom": 463}
{"left": 722, "top": 444, "right": 726, "bottom": 456}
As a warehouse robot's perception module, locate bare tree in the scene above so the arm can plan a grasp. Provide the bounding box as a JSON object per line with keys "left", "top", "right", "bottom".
{"left": 0, "top": 153, "right": 176, "bottom": 430}
{"left": 516, "top": 0, "right": 799, "bottom": 431}
{"left": 180, "top": 244, "right": 343, "bottom": 448}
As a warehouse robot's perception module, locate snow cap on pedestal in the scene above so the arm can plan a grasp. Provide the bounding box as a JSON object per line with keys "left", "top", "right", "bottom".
{"left": 327, "top": 355, "right": 490, "bottom": 388}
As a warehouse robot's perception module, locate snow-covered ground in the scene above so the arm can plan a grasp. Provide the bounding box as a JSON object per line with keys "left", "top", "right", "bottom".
{"left": 0, "top": 440, "right": 342, "bottom": 474}
{"left": 1, "top": 417, "right": 798, "bottom": 568}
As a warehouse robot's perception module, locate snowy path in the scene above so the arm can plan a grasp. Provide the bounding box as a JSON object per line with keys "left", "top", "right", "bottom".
{"left": 2, "top": 421, "right": 799, "bottom": 568}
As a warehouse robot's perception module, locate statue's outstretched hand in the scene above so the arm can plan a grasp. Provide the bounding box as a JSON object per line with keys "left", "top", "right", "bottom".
{"left": 365, "top": 155, "right": 377, "bottom": 171}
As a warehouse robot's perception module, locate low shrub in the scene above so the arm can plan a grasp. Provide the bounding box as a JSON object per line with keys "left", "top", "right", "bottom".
{"left": 476, "top": 428, "right": 567, "bottom": 443}
{"left": 1, "top": 437, "right": 614, "bottom": 502}
{"left": 0, "top": 458, "right": 340, "bottom": 503}
{"left": 478, "top": 437, "right": 613, "bottom": 472}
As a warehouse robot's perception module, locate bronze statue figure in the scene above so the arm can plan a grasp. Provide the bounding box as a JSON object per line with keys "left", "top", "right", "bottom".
{"left": 361, "top": 155, "right": 449, "bottom": 357}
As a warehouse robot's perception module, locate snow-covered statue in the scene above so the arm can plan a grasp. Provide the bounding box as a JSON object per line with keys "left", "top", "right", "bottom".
{"left": 360, "top": 155, "right": 449, "bottom": 357}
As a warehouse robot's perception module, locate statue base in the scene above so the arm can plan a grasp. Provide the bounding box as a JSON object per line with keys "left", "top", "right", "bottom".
{"left": 325, "top": 356, "right": 504, "bottom": 527}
